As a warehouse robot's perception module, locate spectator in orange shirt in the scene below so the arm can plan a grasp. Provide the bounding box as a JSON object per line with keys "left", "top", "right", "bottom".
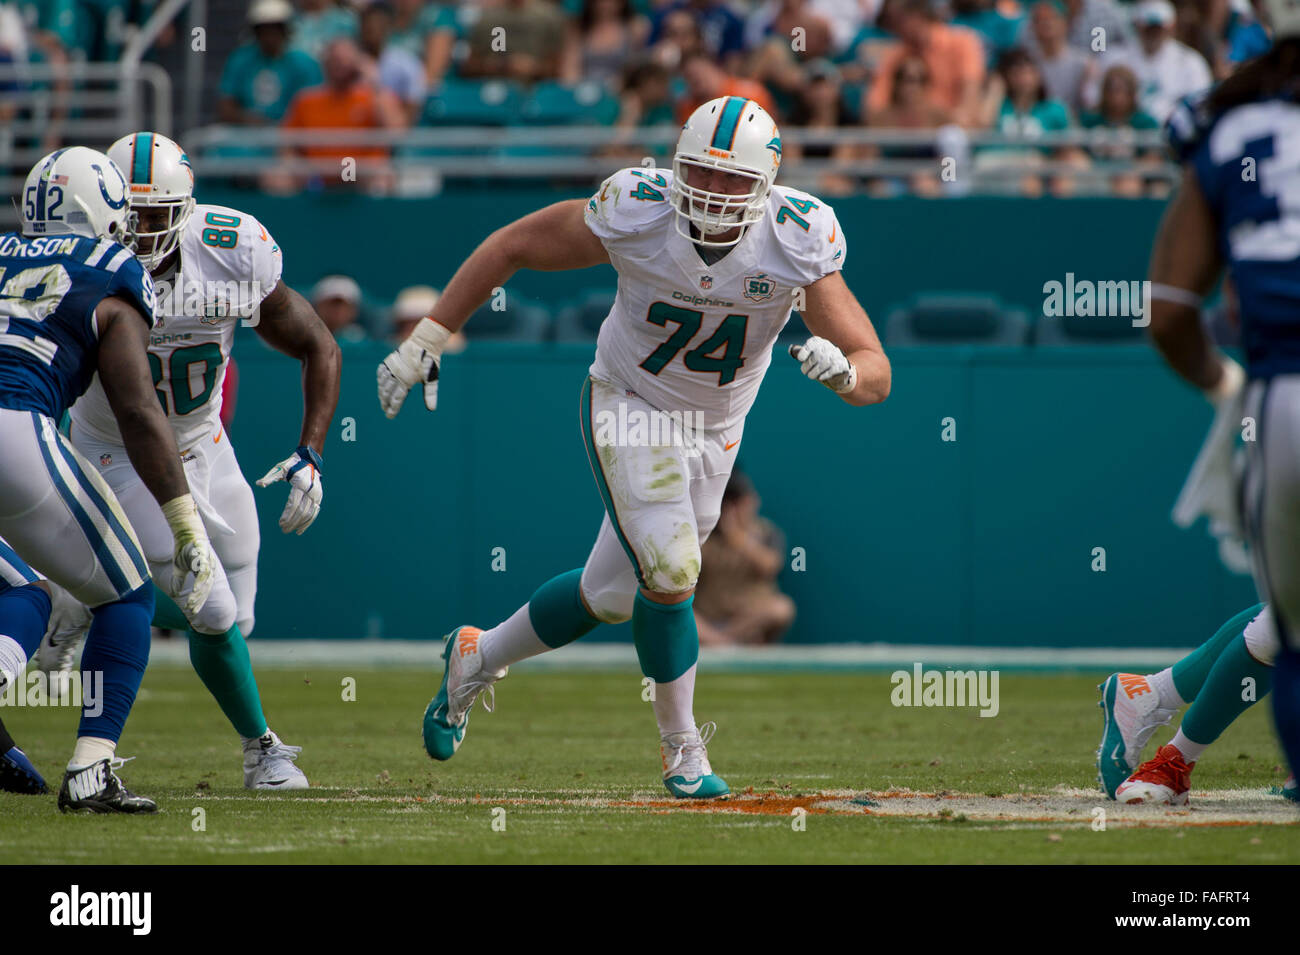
{"left": 675, "top": 50, "right": 778, "bottom": 124}
{"left": 270, "top": 37, "right": 406, "bottom": 193}
{"left": 866, "top": 0, "right": 986, "bottom": 126}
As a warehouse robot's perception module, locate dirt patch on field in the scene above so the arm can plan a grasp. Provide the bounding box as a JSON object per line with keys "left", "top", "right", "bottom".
{"left": 599, "top": 785, "right": 1299, "bottom": 826}
{"left": 278, "top": 784, "right": 1297, "bottom": 827}
{"left": 612, "top": 790, "right": 837, "bottom": 815}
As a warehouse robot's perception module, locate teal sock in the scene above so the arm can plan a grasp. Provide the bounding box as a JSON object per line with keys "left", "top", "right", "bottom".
{"left": 188, "top": 624, "right": 268, "bottom": 739}
{"left": 152, "top": 584, "right": 190, "bottom": 631}
{"left": 632, "top": 591, "right": 698, "bottom": 683}
{"left": 1181, "top": 633, "right": 1274, "bottom": 746}
{"left": 529, "top": 569, "right": 599, "bottom": 649}
{"left": 1171, "top": 603, "right": 1265, "bottom": 701}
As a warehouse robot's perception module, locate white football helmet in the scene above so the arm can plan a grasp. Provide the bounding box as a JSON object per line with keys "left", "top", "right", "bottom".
{"left": 670, "top": 96, "right": 782, "bottom": 248}
{"left": 107, "top": 131, "right": 195, "bottom": 269}
{"left": 21, "top": 146, "right": 134, "bottom": 246}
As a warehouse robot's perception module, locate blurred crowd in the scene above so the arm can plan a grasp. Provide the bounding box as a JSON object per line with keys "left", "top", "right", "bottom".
{"left": 1, "top": 0, "right": 1280, "bottom": 196}
{"left": 306, "top": 273, "right": 474, "bottom": 346}
{"left": 215, "top": 0, "right": 1271, "bottom": 196}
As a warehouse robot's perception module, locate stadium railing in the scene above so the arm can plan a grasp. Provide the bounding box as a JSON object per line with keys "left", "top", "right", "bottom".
{"left": 182, "top": 124, "right": 1180, "bottom": 197}
{"left": 0, "top": 62, "right": 173, "bottom": 230}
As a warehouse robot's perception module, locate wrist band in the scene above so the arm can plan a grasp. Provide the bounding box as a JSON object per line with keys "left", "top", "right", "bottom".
{"left": 1148, "top": 283, "right": 1203, "bottom": 308}
{"left": 410, "top": 316, "right": 452, "bottom": 353}
{"left": 160, "top": 494, "right": 204, "bottom": 537}
{"left": 296, "top": 445, "right": 324, "bottom": 473}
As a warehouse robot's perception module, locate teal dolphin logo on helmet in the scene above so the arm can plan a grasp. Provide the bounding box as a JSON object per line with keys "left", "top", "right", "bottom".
{"left": 107, "top": 132, "right": 197, "bottom": 269}
{"left": 670, "top": 97, "right": 782, "bottom": 248}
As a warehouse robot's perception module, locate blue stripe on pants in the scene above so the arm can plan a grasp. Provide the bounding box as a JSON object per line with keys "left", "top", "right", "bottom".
{"left": 0, "top": 537, "right": 39, "bottom": 587}
{"left": 46, "top": 420, "right": 149, "bottom": 583}
{"left": 31, "top": 413, "right": 135, "bottom": 597}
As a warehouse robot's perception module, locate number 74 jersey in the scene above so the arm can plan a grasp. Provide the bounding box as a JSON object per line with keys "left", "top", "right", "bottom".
{"left": 72, "top": 204, "right": 283, "bottom": 449}
{"left": 584, "top": 167, "right": 846, "bottom": 432}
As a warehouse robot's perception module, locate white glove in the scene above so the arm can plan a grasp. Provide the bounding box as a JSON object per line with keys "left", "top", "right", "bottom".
{"left": 789, "top": 337, "right": 857, "bottom": 394}
{"left": 256, "top": 445, "right": 324, "bottom": 535}
{"left": 378, "top": 318, "right": 451, "bottom": 418}
{"left": 1172, "top": 356, "right": 1250, "bottom": 574}
{"left": 160, "top": 494, "right": 215, "bottom": 616}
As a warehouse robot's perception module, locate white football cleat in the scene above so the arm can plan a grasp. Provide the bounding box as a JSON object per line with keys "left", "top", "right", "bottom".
{"left": 422, "top": 626, "right": 507, "bottom": 760}
{"left": 1096, "top": 672, "right": 1176, "bottom": 799}
{"left": 242, "top": 730, "right": 308, "bottom": 790}
{"left": 33, "top": 583, "right": 92, "bottom": 675}
{"left": 661, "top": 722, "right": 730, "bottom": 799}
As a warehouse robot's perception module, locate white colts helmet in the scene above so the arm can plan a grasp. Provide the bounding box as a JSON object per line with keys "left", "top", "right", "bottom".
{"left": 107, "top": 131, "right": 196, "bottom": 269}
{"left": 670, "top": 96, "right": 782, "bottom": 248}
{"left": 21, "top": 146, "right": 134, "bottom": 246}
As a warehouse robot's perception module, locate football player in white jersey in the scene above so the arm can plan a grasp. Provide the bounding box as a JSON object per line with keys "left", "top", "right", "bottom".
{"left": 378, "top": 97, "right": 889, "bottom": 797}
{"left": 38, "top": 132, "right": 342, "bottom": 789}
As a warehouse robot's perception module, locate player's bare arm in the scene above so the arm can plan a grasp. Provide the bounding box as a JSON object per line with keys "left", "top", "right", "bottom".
{"left": 95, "top": 295, "right": 214, "bottom": 613}
{"left": 251, "top": 279, "right": 341, "bottom": 535}
{"left": 95, "top": 297, "right": 193, "bottom": 504}
{"left": 378, "top": 200, "right": 609, "bottom": 417}
{"left": 253, "top": 280, "right": 342, "bottom": 454}
{"left": 1147, "top": 165, "right": 1237, "bottom": 397}
{"left": 798, "top": 271, "right": 891, "bottom": 407}
{"left": 431, "top": 199, "right": 609, "bottom": 332}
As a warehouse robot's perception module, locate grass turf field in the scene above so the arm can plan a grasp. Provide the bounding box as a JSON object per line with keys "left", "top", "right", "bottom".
{"left": 1, "top": 663, "right": 1296, "bottom": 863}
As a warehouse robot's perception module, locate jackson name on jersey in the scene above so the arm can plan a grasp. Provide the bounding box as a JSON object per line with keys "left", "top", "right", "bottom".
{"left": 0, "top": 233, "right": 156, "bottom": 419}
{"left": 72, "top": 204, "right": 283, "bottom": 450}
{"left": 584, "top": 166, "right": 846, "bottom": 432}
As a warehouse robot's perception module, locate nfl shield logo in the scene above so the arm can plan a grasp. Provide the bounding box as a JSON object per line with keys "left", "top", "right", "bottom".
{"left": 700, "top": 276, "right": 713, "bottom": 290}
{"left": 100, "top": 453, "right": 112, "bottom": 467}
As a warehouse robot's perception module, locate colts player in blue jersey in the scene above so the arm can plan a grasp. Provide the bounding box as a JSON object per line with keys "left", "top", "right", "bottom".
{"left": 0, "top": 147, "right": 215, "bottom": 812}
{"left": 1145, "top": 2, "right": 1300, "bottom": 803}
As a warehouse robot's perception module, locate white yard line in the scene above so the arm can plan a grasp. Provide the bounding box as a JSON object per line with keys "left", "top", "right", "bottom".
{"left": 143, "top": 639, "right": 1195, "bottom": 672}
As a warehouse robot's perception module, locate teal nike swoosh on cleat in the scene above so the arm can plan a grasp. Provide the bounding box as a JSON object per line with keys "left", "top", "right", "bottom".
{"left": 1096, "top": 674, "right": 1129, "bottom": 800}
{"left": 664, "top": 773, "right": 731, "bottom": 800}
{"left": 422, "top": 632, "right": 463, "bottom": 761}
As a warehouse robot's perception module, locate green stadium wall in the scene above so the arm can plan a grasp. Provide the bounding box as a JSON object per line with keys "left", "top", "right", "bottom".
{"left": 227, "top": 339, "right": 1256, "bottom": 647}
{"left": 203, "top": 189, "right": 1256, "bottom": 646}
{"left": 199, "top": 187, "right": 1169, "bottom": 317}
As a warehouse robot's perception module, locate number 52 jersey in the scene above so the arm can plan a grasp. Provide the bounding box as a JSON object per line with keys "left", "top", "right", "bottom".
{"left": 72, "top": 204, "right": 283, "bottom": 450}
{"left": 584, "top": 166, "right": 847, "bottom": 432}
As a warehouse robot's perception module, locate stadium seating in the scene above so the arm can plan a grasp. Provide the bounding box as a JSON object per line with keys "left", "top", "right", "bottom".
{"left": 554, "top": 289, "right": 618, "bottom": 341}
{"left": 422, "top": 78, "right": 525, "bottom": 127}
{"left": 1033, "top": 310, "right": 1148, "bottom": 346}
{"left": 883, "top": 293, "right": 1030, "bottom": 346}
{"left": 519, "top": 81, "right": 620, "bottom": 127}
{"left": 466, "top": 294, "right": 552, "bottom": 341}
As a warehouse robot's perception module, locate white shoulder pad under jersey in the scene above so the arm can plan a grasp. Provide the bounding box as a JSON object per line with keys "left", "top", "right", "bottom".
{"left": 584, "top": 166, "right": 676, "bottom": 263}
{"left": 171, "top": 203, "right": 283, "bottom": 320}
{"left": 760, "top": 184, "right": 846, "bottom": 289}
